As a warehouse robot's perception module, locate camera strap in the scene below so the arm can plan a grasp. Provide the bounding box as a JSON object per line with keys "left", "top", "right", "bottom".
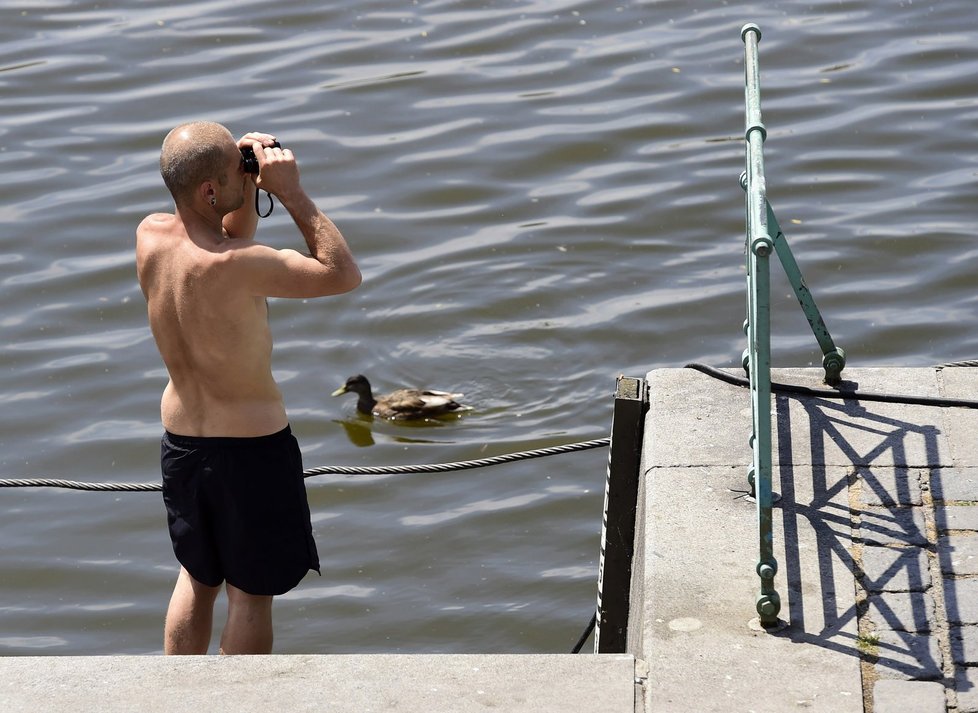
{"left": 255, "top": 186, "right": 274, "bottom": 218}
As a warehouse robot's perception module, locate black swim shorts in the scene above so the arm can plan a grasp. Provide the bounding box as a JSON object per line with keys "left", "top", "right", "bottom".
{"left": 160, "top": 425, "right": 320, "bottom": 596}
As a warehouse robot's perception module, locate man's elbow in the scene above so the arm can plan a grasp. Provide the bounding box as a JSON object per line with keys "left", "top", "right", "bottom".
{"left": 323, "top": 262, "right": 361, "bottom": 296}
{"left": 339, "top": 265, "right": 362, "bottom": 294}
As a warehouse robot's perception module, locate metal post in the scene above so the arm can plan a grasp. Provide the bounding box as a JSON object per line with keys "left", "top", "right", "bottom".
{"left": 594, "top": 375, "right": 649, "bottom": 653}
{"left": 739, "top": 21, "right": 848, "bottom": 626}
{"left": 742, "top": 22, "right": 781, "bottom": 627}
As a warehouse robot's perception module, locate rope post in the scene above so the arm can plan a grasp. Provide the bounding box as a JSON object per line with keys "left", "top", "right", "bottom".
{"left": 594, "top": 375, "right": 649, "bottom": 653}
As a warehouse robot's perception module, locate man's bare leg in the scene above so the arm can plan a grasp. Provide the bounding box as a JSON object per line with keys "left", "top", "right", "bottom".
{"left": 164, "top": 567, "right": 220, "bottom": 654}
{"left": 219, "top": 583, "right": 273, "bottom": 655}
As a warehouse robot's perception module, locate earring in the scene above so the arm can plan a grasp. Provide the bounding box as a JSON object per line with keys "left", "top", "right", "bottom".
{"left": 210, "top": 197, "right": 217, "bottom": 206}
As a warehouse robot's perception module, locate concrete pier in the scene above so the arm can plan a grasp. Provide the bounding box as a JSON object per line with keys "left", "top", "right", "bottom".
{"left": 632, "top": 366, "right": 977, "bottom": 712}
{"left": 5, "top": 366, "right": 977, "bottom": 711}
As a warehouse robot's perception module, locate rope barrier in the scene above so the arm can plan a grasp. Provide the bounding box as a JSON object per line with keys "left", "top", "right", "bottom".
{"left": 0, "top": 438, "right": 611, "bottom": 492}
{"left": 302, "top": 438, "right": 610, "bottom": 476}
{"left": 0, "top": 478, "right": 163, "bottom": 493}
{"left": 685, "top": 362, "right": 978, "bottom": 409}
{"left": 571, "top": 612, "right": 597, "bottom": 654}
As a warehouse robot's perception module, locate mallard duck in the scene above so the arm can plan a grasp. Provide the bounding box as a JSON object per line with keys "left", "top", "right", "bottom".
{"left": 331, "top": 374, "right": 471, "bottom": 420}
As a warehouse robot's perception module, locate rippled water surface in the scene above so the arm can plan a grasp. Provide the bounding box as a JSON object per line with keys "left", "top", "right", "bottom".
{"left": 1, "top": 0, "right": 976, "bottom": 654}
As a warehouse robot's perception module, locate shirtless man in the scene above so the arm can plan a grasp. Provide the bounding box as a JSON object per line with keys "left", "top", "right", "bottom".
{"left": 136, "top": 121, "right": 360, "bottom": 654}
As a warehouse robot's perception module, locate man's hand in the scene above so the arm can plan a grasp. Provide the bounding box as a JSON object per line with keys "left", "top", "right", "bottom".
{"left": 236, "top": 132, "right": 279, "bottom": 155}
{"left": 223, "top": 132, "right": 279, "bottom": 240}
{"left": 252, "top": 141, "right": 303, "bottom": 202}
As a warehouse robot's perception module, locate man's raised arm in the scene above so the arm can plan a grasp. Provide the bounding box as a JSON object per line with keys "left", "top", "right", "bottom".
{"left": 228, "top": 142, "right": 360, "bottom": 299}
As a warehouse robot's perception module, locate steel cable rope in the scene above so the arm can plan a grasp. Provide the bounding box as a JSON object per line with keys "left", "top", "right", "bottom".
{"left": 571, "top": 612, "right": 597, "bottom": 654}
{"left": 0, "top": 438, "right": 611, "bottom": 492}
{"left": 685, "top": 362, "right": 978, "bottom": 409}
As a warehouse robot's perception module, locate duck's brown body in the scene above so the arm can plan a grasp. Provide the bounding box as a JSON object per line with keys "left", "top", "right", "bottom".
{"left": 332, "top": 375, "right": 470, "bottom": 420}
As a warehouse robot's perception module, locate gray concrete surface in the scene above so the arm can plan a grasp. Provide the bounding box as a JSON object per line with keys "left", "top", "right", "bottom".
{"left": 1, "top": 653, "right": 637, "bottom": 713}
{"left": 631, "top": 366, "right": 978, "bottom": 713}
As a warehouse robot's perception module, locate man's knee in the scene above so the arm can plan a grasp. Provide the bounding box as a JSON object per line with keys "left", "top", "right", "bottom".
{"left": 177, "top": 567, "right": 221, "bottom": 603}
{"left": 221, "top": 583, "right": 274, "bottom": 654}
{"left": 225, "top": 582, "right": 273, "bottom": 612}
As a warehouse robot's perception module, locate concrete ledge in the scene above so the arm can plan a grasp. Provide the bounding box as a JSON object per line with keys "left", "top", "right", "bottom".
{"left": 632, "top": 365, "right": 978, "bottom": 711}
{"left": 2, "top": 653, "right": 637, "bottom": 713}
{"left": 631, "top": 367, "right": 953, "bottom": 712}
{"left": 636, "top": 462, "right": 863, "bottom": 712}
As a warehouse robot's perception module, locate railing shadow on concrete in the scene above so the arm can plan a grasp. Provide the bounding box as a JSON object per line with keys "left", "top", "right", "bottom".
{"left": 769, "top": 388, "right": 945, "bottom": 682}
{"left": 932, "top": 463, "right": 975, "bottom": 696}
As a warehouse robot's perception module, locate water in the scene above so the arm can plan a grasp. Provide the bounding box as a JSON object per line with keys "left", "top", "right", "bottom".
{"left": 1, "top": 0, "right": 975, "bottom": 655}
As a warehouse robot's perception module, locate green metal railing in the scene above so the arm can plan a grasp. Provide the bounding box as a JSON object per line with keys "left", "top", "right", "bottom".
{"left": 740, "top": 23, "right": 846, "bottom": 627}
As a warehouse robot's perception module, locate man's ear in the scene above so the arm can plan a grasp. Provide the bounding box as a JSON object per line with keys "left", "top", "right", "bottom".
{"left": 199, "top": 180, "right": 216, "bottom": 206}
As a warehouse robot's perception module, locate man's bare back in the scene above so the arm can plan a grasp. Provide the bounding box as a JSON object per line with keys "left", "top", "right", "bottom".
{"left": 136, "top": 123, "right": 360, "bottom": 438}
{"left": 137, "top": 212, "right": 286, "bottom": 436}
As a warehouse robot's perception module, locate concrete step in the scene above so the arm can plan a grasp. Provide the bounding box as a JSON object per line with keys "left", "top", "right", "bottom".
{"left": 2, "top": 653, "right": 637, "bottom": 713}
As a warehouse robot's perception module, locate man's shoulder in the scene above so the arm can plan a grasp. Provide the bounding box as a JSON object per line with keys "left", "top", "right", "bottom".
{"left": 137, "top": 212, "right": 176, "bottom": 236}
{"left": 135, "top": 214, "right": 181, "bottom": 278}
{"left": 136, "top": 213, "right": 180, "bottom": 249}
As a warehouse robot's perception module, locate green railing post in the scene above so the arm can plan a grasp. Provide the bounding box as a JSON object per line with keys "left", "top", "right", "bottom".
{"left": 741, "top": 22, "right": 781, "bottom": 627}
{"left": 739, "top": 22, "right": 847, "bottom": 626}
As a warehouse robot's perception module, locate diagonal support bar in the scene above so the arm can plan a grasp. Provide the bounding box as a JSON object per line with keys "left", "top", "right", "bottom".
{"left": 766, "top": 200, "right": 847, "bottom": 384}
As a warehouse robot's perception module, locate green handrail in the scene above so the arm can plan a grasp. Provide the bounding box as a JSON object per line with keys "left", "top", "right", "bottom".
{"left": 739, "top": 23, "right": 846, "bottom": 628}
{"left": 741, "top": 22, "right": 780, "bottom": 627}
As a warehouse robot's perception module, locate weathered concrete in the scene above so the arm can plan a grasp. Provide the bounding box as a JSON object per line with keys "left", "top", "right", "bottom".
{"left": 631, "top": 366, "right": 978, "bottom": 712}
{"left": 874, "top": 679, "right": 946, "bottom": 713}
{"left": 1, "top": 654, "right": 637, "bottom": 713}
{"left": 633, "top": 462, "right": 863, "bottom": 712}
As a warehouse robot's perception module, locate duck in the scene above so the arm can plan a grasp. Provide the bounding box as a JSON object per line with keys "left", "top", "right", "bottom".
{"left": 331, "top": 374, "right": 471, "bottom": 421}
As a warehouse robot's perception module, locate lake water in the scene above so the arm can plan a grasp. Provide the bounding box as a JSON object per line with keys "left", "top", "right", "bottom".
{"left": 1, "top": 0, "right": 976, "bottom": 655}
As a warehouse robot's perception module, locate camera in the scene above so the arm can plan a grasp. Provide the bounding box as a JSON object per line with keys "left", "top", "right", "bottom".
{"left": 240, "top": 140, "right": 281, "bottom": 174}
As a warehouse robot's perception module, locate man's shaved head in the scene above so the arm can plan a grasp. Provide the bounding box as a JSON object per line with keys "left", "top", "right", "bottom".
{"left": 160, "top": 121, "right": 236, "bottom": 203}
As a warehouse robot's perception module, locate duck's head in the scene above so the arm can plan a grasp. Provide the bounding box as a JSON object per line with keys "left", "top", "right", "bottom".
{"left": 331, "top": 374, "right": 372, "bottom": 398}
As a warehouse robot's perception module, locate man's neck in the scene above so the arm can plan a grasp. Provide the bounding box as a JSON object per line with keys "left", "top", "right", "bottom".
{"left": 174, "top": 203, "right": 225, "bottom": 247}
